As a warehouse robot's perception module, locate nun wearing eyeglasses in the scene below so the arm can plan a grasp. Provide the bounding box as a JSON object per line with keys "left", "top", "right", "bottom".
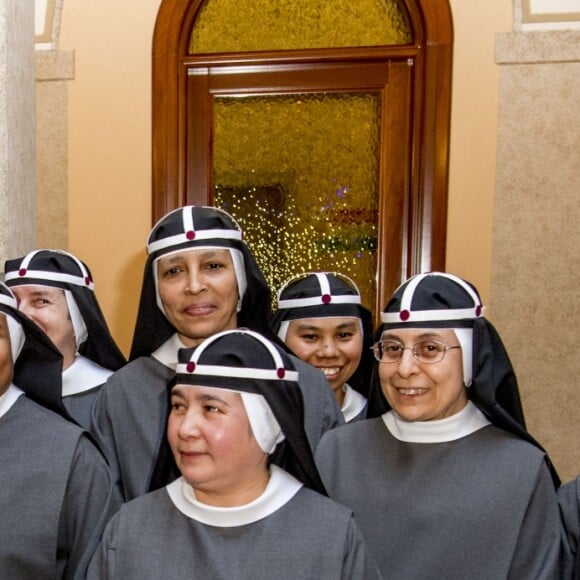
{"left": 315, "top": 272, "right": 563, "bottom": 579}
{"left": 86, "top": 330, "right": 381, "bottom": 580}
{"left": 4, "top": 249, "right": 126, "bottom": 429}
{"left": 90, "top": 206, "right": 342, "bottom": 502}
{"left": 272, "top": 272, "right": 374, "bottom": 423}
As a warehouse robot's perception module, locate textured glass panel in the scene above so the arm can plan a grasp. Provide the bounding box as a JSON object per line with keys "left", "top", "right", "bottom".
{"left": 191, "top": 0, "right": 412, "bottom": 53}
{"left": 213, "top": 93, "right": 379, "bottom": 311}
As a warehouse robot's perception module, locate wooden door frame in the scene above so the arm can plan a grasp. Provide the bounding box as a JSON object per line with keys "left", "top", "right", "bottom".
{"left": 152, "top": 0, "right": 453, "bottom": 300}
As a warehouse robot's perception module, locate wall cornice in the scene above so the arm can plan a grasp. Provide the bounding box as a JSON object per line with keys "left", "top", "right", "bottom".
{"left": 496, "top": 30, "right": 580, "bottom": 64}
{"left": 35, "top": 49, "right": 74, "bottom": 81}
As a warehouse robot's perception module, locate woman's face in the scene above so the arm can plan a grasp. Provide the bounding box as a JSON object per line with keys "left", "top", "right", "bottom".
{"left": 12, "top": 285, "right": 77, "bottom": 368}
{"left": 168, "top": 385, "right": 269, "bottom": 507}
{"left": 157, "top": 249, "right": 239, "bottom": 347}
{"left": 284, "top": 316, "right": 363, "bottom": 406}
{"left": 0, "top": 314, "right": 14, "bottom": 396}
{"left": 378, "top": 328, "right": 467, "bottom": 422}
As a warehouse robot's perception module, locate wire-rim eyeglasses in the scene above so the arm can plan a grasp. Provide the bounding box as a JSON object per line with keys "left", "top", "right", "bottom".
{"left": 371, "top": 339, "right": 461, "bottom": 364}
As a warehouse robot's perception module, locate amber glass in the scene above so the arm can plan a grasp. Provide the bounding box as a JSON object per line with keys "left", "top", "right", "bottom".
{"left": 191, "top": 0, "right": 412, "bottom": 53}
{"left": 212, "top": 92, "right": 380, "bottom": 310}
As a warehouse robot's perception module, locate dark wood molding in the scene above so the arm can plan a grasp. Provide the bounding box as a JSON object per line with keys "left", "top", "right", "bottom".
{"left": 152, "top": 0, "right": 453, "bottom": 303}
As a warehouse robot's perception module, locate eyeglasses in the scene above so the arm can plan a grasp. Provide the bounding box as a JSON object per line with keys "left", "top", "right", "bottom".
{"left": 371, "top": 339, "right": 461, "bottom": 364}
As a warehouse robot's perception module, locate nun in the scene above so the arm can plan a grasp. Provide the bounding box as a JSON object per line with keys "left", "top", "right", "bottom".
{"left": 315, "top": 272, "right": 563, "bottom": 579}
{"left": 86, "top": 329, "right": 380, "bottom": 579}
{"left": 4, "top": 249, "right": 126, "bottom": 428}
{"left": 0, "top": 281, "right": 119, "bottom": 579}
{"left": 272, "top": 272, "right": 373, "bottom": 422}
{"left": 91, "top": 206, "right": 342, "bottom": 501}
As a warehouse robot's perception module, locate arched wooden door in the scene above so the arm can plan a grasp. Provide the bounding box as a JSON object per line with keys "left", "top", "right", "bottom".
{"left": 152, "top": 0, "right": 453, "bottom": 319}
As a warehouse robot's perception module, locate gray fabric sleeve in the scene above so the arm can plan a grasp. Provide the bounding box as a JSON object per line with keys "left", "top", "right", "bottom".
{"left": 58, "top": 435, "right": 121, "bottom": 580}
{"left": 85, "top": 510, "right": 121, "bottom": 580}
{"left": 507, "top": 461, "right": 563, "bottom": 580}
{"left": 341, "top": 515, "right": 384, "bottom": 580}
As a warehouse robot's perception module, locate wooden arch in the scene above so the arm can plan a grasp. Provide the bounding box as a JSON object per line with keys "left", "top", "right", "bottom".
{"left": 152, "top": 0, "right": 453, "bottom": 300}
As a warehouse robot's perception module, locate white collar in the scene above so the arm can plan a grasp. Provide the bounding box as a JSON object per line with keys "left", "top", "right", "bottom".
{"left": 166, "top": 464, "right": 303, "bottom": 527}
{"left": 152, "top": 334, "right": 188, "bottom": 369}
{"left": 62, "top": 355, "right": 113, "bottom": 396}
{"left": 341, "top": 384, "right": 367, "bottom": 422}
{"left": 0, "top": 384, "right": 24, "bottom": 419}
{"left": 383, "top": 400, "right": 491, "bottom": 443}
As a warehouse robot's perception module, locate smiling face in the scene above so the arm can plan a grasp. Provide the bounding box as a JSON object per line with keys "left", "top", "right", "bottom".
{"left": 168, "top": 385, "right": 269, "bottom": 507}
{"left": 156, "top": 249, "right": 240, "bottom": 347}
{"left": 284, "top": 316, "right": 363, "bottom": 406}
{"left": 12, "top": 285, "right": 77, "bottom": 369}
{"left": 378, "top": 328, "right": 467, "bottom": 422}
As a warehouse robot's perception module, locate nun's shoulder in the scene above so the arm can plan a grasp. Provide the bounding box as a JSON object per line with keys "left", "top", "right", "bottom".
{"left": 558, "top": 477, "right": 580, "bottom": 524}
{"left": 293, "top": 485, "right": 355, "bottom": 522}
{"left": 317, "top": 417, "right": 384, "bottom": 448}
{"left": 102, "top": 356, "right": 174, "bottom": 391}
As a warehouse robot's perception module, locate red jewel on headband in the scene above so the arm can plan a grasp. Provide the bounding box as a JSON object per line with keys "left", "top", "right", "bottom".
{"left": 321, "top": 294, "right": 331, "bottom": 304}
{"left": 400, "top": 310, "right": 410, "bottom": 321}
{"left": 18, "top": 268, "right": 27, "bottom": 276}
{"left": 186, "top": 230, "right": 195, "bottom": 240}
{"left": 475, "top": 305, "right": 482, "bottom": 317}
{"left": 186, "top": 362, "right": 196, "bottom": 373}
{"left": 277, "top": 368, "right": 285, "bottom": 379}
{"left": 85, "top": 276, "right": 92, "bottom": 286}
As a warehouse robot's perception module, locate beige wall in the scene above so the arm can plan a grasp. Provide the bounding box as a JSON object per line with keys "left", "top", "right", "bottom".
{"left": 60, "top": 0, "right": 162, "bottom": 352}
{"left": 491, "top": 31, "right": 580, "bottom": 482}
{"left": 60, "top": 0, "right": 508, "bottom": 354}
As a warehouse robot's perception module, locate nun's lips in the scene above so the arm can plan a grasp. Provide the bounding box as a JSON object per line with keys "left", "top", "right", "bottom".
{"left": 179, "top": 449, "right": 208, "bottom": 460}
{"left": 318, "top": 366, "right": 342, "bottom": 378}
{"left": 393, "top": 386, "right": 429, "bottom": 396}
{"left": 184, "top": 304, "right": 216, "bottom": 316}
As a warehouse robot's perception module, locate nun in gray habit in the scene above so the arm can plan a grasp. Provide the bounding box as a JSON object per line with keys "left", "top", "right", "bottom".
{"left": 272, "top": 272, "right": 374, "bottom": 422}
{"left": 0, "top": 282, "right": 119, "bottom": 580}
{"left": 87, "top": 329, "right": 381, "bottom": 580}
{"left": 315, "top": 272, "right": 563, "bottom": 580}
{"left": 4, "top": 249, "right": 126, "bottom": 428}
{"left": 90, "top": 206, "right": 342, "bottom": 502}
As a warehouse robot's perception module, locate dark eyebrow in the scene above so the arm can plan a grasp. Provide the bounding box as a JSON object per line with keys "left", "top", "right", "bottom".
{"left": 293, "top": 323, "right": 322, "bottom": 332}
{"left": 293, "top": 320, "right": 358, "bottom": 332}
{"left": 335, "top": 321, "right": 358, "bottom": 330}
{"left": 161, "top": 249, "right": 229, "bottom": 264}
{"left": 382, "top": 331, "right": 445, "bottom": 342}
{"left": 171, "top": 386, "right": 231, "bottom": 407}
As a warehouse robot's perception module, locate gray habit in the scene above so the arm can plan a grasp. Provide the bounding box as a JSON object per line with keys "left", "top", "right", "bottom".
{"left": 90, "top": 353, "right": 343, "bottom": 501}
{"left": 559, "top": 477, "right": 580, "bottom": 580}
{"left": 0, "top": 395, "right": 119, "bottom": 580}
{"left": 86, "top": 484, "right": 381, "bottom": 579}
{"left": 315, "top": 418, "right": 562, "bottom": 580}
{"left": 64, "top": 385, "right": 102, "bottom": 430}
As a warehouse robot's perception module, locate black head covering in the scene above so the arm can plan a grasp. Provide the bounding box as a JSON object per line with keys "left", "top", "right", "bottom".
{"left": 0, "top": 281, "right": 69, "bottom": 419}
{"left": 149, "top": 329, "right": 327, "bottom": 495}
{"left": 272, "top": 272, "right": 374, "bottom": 397}
{"left": 130, "top": 206, "right": 280, "bottom": 360}
{"left": 367, "top": 271, "right": 560, "bottom": 486}
{"left": 4, "top": 249, "right": 126, "bottom": 371}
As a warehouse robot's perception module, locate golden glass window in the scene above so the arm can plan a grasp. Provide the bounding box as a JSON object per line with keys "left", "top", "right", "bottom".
{"left": 213, "top": 92, "right": 380, "bottom": 310}
{"left": 191, "top": 0, "right": 412, "bottom": 53}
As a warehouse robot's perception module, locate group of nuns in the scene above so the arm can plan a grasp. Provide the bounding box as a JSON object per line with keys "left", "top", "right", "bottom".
{"left": 0, "top": 205, "right": 577, "bottom": 579}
